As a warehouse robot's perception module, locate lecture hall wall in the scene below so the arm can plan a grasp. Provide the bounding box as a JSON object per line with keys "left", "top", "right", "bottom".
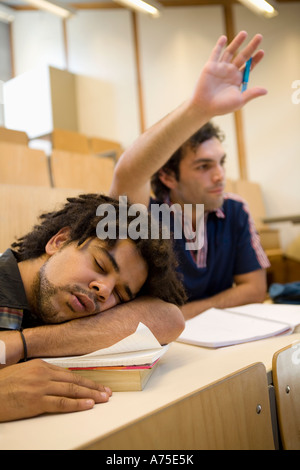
{"left": 3, "top": 2, "right": 300, "bottom": 249}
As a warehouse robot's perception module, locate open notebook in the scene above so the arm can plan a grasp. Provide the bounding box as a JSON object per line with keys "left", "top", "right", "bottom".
{"left": 177, "top": 303, "right": 300, "bottom": 348}
{"left": 43, "top": 323, "right": 169, "bottom": 391}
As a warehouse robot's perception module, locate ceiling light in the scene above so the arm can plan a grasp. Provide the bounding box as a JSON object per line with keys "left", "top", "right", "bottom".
{"left": 238, "top": 0, "right": 278, "bottom": 18}
{"left": 22, "top": 0, "right": 75, "bottom": 18}
{"left": 113, "top": 0, "right": 162, "bottom": 17}
{"left": 0, "top": 3, "right": 15, "bottom": 23}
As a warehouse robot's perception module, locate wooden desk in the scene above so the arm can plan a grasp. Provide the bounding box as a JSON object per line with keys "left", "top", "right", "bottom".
{"left": 1, "top": 333, "right": 300, "bottom": 450}
{"left": 263, "top": 215, "right": 300, "bottom": 225}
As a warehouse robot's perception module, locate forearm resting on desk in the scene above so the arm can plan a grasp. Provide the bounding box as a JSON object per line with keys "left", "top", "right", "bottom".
{"left": 182, "top": 270, "right": 267, "bottom": 320}
{"left": 2, "top": 297, "right": 185, "bottom": 363}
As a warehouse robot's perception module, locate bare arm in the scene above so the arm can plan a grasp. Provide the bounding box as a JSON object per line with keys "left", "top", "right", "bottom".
{"left": 0, "top": 297, "right": 185, "bottom": 364}
{"left": 181, "top": 269, "right": 267, "bottom": 320}
{"left": 110, "top": 31, "right": 267, "bottom": 205}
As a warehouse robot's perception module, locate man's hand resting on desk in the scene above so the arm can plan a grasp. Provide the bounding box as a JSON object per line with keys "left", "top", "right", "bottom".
{"left": 181, "top": 270, "right": 267, "bottom": 320}
{"left": 0, "top": 360, "right": 112, "bottom": 422}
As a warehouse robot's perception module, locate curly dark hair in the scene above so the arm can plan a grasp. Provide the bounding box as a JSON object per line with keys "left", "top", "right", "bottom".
{"left": 12, "top": 193, "right": 186, "bottom": 306}
{"left": 151, "top": 122, "right": 224, "bottom": 200}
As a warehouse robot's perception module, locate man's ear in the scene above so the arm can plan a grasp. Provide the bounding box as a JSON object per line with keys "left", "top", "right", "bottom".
{"left": 45, "top": 227, "right": 71, "bottom": 256}
{"left": 158, "top": 169, "right": 178, "bottom": 190}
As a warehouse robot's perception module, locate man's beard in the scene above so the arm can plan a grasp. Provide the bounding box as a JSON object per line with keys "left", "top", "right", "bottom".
{"left": 30, "top": 263, "right": 100, "bottom": 324}
{"left": 31, "top": 263, "right": 64, "bottom": 324}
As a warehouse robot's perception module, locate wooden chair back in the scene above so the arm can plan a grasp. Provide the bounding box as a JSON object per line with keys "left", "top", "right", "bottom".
{"left": 0, "top": 142, "right": 51, "bottom": 187}
{"left": 88, "top": 136, "right": 123, "bottom": 160}
{"left": 272, "top": 341, "right": 300, "bottom": 449}
{"left": 234, "top": 179, "right": 267, "bottom": 230}
{"left": 50, "top": 149, "right": 114, "bottom": 194}
{"left": 52, "top": 128, "right": 90, "bottom": 154}
{"left": 0, "top": 126, "right": 28, "bottom": 146}
{"left": 0, "top": 184, "right": 82, "bottom": 252}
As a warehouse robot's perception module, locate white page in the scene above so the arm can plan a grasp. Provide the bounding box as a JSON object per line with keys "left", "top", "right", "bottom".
{"left": 177, "top": 308, "right": 292, "bottom": 348}
{"left": 228, "top": 303, "right": 300, "bottom": 328}
{"left": 43, "top": 323, "right": 169, "bottom": 367}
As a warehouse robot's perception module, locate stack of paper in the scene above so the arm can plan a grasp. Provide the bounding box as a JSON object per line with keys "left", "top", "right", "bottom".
{"left": 177, "top": 303, "right": 300, "bottom": 348}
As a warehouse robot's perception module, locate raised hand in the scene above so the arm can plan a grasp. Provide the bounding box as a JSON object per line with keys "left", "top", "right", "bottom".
{"left": 109, "top": 31, "right": 267, "bottom": 206}
{"left": 191, "top": 31, "right": 267, "bottom": 119}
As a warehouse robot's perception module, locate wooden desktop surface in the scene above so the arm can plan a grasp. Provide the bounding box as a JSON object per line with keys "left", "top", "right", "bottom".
{"left": 1, "top": 332, "right": 300, "bottom": 450}
{"left": 263, "top": 215, "right": 300, "bottom": 224}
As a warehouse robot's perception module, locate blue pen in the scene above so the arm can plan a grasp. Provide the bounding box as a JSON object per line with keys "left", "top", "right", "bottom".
{"left": 241, "top": 58, "right": 252, "bottom": 92}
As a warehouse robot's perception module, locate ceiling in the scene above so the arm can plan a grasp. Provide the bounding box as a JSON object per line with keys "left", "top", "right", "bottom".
{"left": 1, "top": 0, "right": 299, "bottom": 9}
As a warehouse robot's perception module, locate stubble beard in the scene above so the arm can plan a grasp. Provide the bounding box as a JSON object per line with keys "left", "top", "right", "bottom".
{"left": 31, "top": 263, "right": 62, "bottom": 324}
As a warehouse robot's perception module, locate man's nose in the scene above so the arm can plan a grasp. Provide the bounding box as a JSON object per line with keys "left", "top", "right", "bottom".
{"left": 89, "top": 279, "right": 114, "bottom": 302}
{"left": 212, "top": 164, "right": 224, "bottom": 182}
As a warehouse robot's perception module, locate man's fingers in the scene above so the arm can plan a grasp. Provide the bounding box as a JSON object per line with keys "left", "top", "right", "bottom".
{"left": 211, "top": 31, "right": 263, "bottom": 71}
{"left": 41, "top": 380, "right": 111, "bottom": 415}
{"left": 242, "top": 86, "right": 268, "bottom": 104}
{"left": 43, "top": 396, "right": 97, "bottom": 414}
{"left": 46, "top": 374, "right": 112, "bottom": 402}
{"left": 208, "top": 33, "right": 265, "bottom": 87}
{"left": 208, "top": 35, "right": 228, "bottom": 62}
{"left": 248, "top": 50, "right": 265, "bottom": 70}
{"left": 233, "top": 34, "right": 263, "bottom": 69}
{"left": 219, "top": 30, "right": 248, "bottom": 63}
{"left": 57, "top": 381, "right": 110, "bottom": 402}
{"left": 41, "top": 380, "right": 111, "bottom": 414}
{"left": 46, "top": 361, "right": 112, "bottom": 396}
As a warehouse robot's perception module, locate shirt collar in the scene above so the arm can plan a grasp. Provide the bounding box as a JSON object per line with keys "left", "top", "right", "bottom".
{"left": 163, "top": 196, "right": 226, "bottom": 269}
{"left": 210, "top": 206, "right": 225, "bottom": 219}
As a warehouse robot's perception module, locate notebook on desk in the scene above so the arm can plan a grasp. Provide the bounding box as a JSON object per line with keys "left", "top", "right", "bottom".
{"left": 177, "top": 303, "right": 300, "bottom": 348}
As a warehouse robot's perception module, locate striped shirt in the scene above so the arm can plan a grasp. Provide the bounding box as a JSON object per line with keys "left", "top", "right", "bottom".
{"left": 191, "top": 193, "right": 269, "bottom": 270}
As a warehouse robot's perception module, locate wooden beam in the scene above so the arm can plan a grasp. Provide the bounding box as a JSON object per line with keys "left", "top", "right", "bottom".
{"left": 223, "top": 2, "right": 248, "bottom": 180}
{"left": 132, "top": 12, "right": 146, "bottom": 133}
{"left": 62, "top": 19, "right": 69, "bottom": 70}
{"left": 161, "top": 0, "right": 236, "bottom": 5}
{"left": 8, "top": 23, "right": 15, "bottom": 78}
{"left": 11, "top": 3, "right": 124, "bottom": 10}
